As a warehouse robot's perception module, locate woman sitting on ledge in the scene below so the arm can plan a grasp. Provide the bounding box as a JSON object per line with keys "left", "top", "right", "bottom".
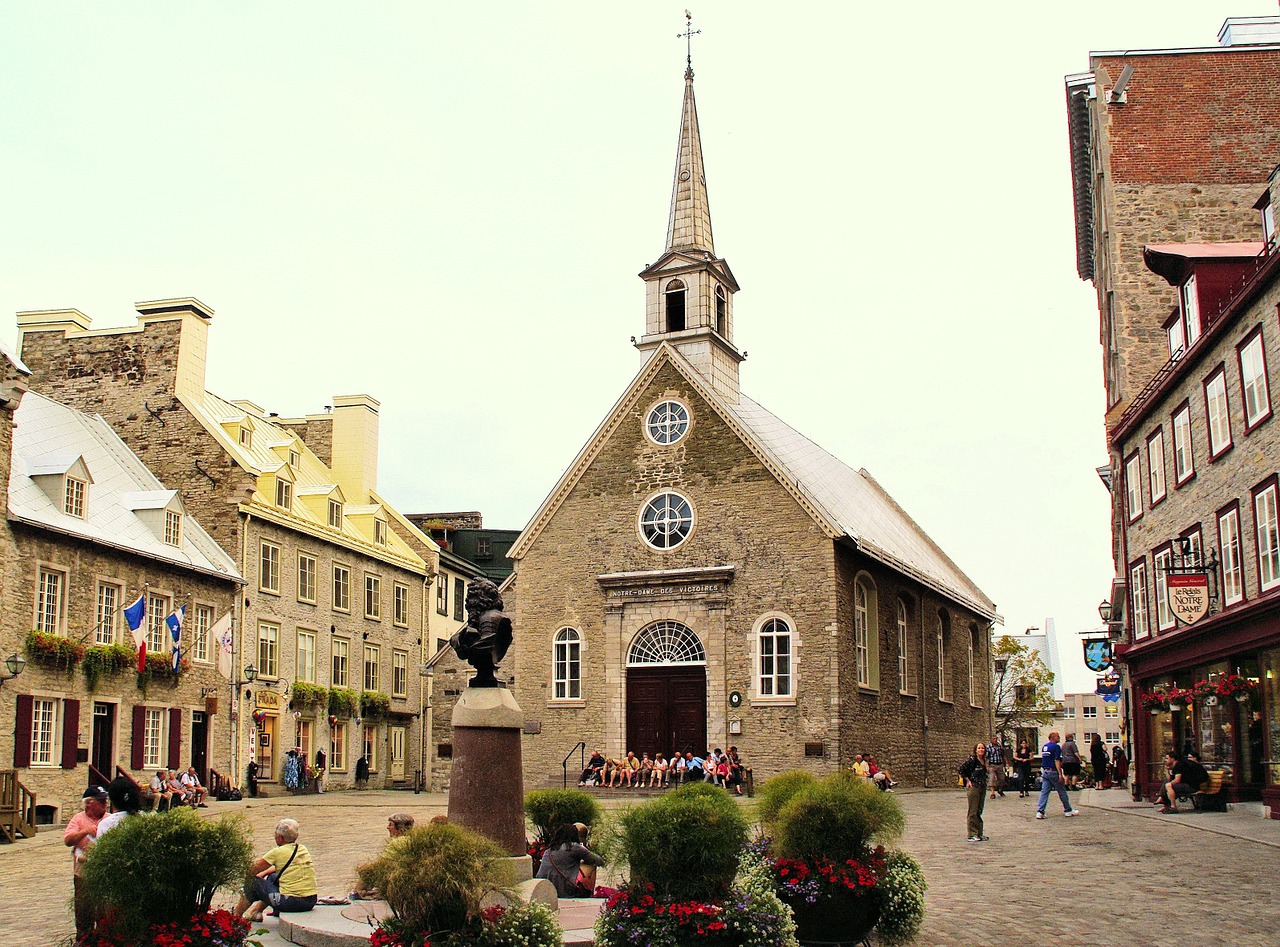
{"left": 535, "top": 823, "right": 605, "bottom": 898}
{"left": 235, "top": 818, "right": 318, "bottom": 920}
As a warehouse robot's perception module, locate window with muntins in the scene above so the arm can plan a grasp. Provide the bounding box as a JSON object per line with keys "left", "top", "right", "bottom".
{"left": 365, "top": 574, "right": 381, "bottom": 620}
{"left": 553, "top": 628, "right": 582, "bottom": 699}
{"left": 1153, "top": 548, "right": 1174, "bottom": 630}
{"left": 275, "top": 479, "right": 292, "bottom": 511}
{"left": 628, "top": 621, "right": 705, "bottom": 665}
{"left": 193, "top": 604, "right": 213, "bottom": 662}
{"left": 436, "top": 574, "right": 448, "bottom": 616}
{"left": 333, "top": 564, "right": 351, "bottom": 612}
{"left": 297, "top": 631, "right": 316, "bottom": 683}
{"left": 645, "top": 401, "right": 690, "bottom": 445}
{"left": 393, "top": 583, "right": 409, "bottom": 626}
{"left": 364, "top": 645, "right": 380, "bottom": 692}
{"left": 31, "top": 698, "right": 56, "bottom": 765}
{"left": 1130, "top": 561, "right": 1149, "bottom": 639}
{"left": 298, "top": 554, "right": 317, "bottom": 603}
{"left": 260, "top": 542, "right": 281, "bottom": 593}
{"left": 393, "top": 650, "right": 407, "bottom": 697}
{"left": 453, "top": 578, "right": 465, "bottom": 621}
{"left": 1255, "top": 482, "right": 1280, "bottom": 592}
{"left": 332, "top": 639, "right": 349, "bottom": 688}
{"left": 757, "top": 618, "right": 792, "bottom": 698}
{"left": 1183, "top": 276, "right": 1201, "bottom": 345}
{"left": 937, "top": 612, "right": 951, "bottom": 702}
{"left": 374, "top": 519, "right": 387, "bottom": 545}
{"left": 258, "top": 622, "right": 279, "bottom": 678}
{"left": 1125, "top": 453, "right": 1142, "bottom": 521}
{"left": 1147, "top": 431, "right": 1166, "bottom": 504}
{"left": 1205, "top": 369, "right": 1231, "bottom": 458}
{"left": 639, "top": 491, "right": 694, "bottom": 549}
{"left": 164, "top": 510, "right": 182, "bottom": 546}
{"left": 1239, "top": 330, "right": 1271, "bottom": 430}
{"left": 144, "top": 708, "right": 164, "bottom": 769}
{"left": 96, "top": 582, "right": 119, "bottom": 645}
{"left": 897, "top": 601, "right": 912, "bottom": 695}
{"left": 1218, "top": 507, "right": 1244, "bottom": 606}
{"left": 146, "top": 594, "right": 169, "bottom": 651}
{"left": 64, "top": 477, "right": 86, "bottom": 518}
{"left": 330, "top": 722, "right": 347, "bottom": 771}
{"left": 1173, "top": 405, "right": 1194, "bottom": 484}
{"left": 968, "top": 627, "right": 980, "bottom": 706}
{"left": 35, "top": 568, "right": 64, "bottom": 634}
{"left": 328, "top": 499, "right": 343, "bottom": 528}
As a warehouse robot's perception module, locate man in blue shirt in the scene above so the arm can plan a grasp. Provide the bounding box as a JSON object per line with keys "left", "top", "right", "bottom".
{"left": 1036, "top": 731, "right": 1079, "bottom": 819}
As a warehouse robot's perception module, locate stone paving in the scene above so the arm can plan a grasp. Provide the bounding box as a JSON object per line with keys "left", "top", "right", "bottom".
{"left": 3, "top": 786, "right": 1278, "bottom": 946}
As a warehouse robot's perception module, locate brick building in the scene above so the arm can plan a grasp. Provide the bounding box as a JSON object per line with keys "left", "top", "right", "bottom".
{"left": 15, "top": 299, "right": 437, "bottom": 792}
{"left": 1067, "top": 15, "right": 1280, "bottom": 814}
{"left": 1, "top": 344, "right": 242, "bottom": 827}
{"left": 507, "top": 64, "right": 998, "bottom": 788}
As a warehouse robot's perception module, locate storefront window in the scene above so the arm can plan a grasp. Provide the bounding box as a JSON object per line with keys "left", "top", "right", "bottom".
{"left": 1191, "top": 661, "right": 1233, "bottom": 766}
{"left": 1236, "top": 658, "right": 1265, "bottom": 787}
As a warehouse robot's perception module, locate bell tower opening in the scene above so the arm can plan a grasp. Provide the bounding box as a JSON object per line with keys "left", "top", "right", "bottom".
{"left": 715, "top": 284, "right": 726, "bottom": 335}
{"left": 665, "top": 279, "right": 687, "bottom": 332}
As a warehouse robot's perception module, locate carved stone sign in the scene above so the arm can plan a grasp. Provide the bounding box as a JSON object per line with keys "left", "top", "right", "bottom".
{"left": 608, "top": 583, "right": 723, "bottom": 598}
{"left": 1168, "top": 573, "right": 1210, "bottom": 625}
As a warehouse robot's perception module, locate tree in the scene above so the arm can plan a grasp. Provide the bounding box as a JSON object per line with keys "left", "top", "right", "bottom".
{"left": 991, "top": 636, "right": 1056, "bottom": 743}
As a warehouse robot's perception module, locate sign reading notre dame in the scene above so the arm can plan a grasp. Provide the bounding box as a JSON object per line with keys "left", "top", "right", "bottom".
{"left": 1167, "top": 573, "right": 1210, "bottom": 625}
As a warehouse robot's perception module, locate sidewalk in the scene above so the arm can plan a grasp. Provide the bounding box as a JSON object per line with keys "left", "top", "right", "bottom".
{"left": 1075, "top": 785, "right": 1280, "bottom": 848}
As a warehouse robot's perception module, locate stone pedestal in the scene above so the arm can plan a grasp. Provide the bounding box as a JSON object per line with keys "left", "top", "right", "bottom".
{"left": 448, "top": 686, "right": 528, "bottom": 858}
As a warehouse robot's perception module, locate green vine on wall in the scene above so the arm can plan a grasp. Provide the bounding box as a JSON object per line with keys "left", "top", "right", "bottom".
{"left": 289, "top": 681, "right": 327, "bottom": 711}
{"left": 361, "top": 691, "right": 391, "bottom": 722}
{"left": 25, "top": 630, "right": 87, "bottom": 672}
{"left": 83, "top": 643, "right": 135, "bottom": 692}
{"left": 327, "top": 687, "right": 359, "bottom": 719}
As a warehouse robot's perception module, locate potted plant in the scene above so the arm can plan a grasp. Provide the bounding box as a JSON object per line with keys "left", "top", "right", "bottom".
{"left": 25, "top": 629, "right": 87, "bottom": 671}
{"left": 595, "top": 783, "right": 796, "bottom": 946}
{"left": 81, "top": 807, "right": 260, "bottom": 947}
{"left": 1218, "top": 673, "right": 1258, "bottom": 702}
{"left": 1191, "top": 679, "right": 1219, "bottom": 707}
{"left": 755, "top": 770, "right": 925, "bottom": 946}
{"left": 359, "top": 820, "right": 561, "bottom": 947}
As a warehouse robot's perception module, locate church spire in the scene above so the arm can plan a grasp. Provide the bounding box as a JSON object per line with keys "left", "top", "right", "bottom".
{"left": 666, "top": 13, "right": 714, "bottom": 256}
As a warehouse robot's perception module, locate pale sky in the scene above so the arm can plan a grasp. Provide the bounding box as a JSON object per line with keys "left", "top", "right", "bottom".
{"left": 2, "top": 2, "right": 1267, "bottom": 694}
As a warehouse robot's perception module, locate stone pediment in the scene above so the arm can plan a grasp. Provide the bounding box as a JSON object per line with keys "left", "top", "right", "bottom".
{"left": 639, "top": 251, "right": 739, "bottom": 291}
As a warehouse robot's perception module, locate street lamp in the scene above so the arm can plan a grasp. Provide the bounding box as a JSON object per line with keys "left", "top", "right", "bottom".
{"left": 1098, "top": 600, "right": 1113, "bottom": 623}
{"left": 0, "top": 652, "right": 26, "bottom": 687}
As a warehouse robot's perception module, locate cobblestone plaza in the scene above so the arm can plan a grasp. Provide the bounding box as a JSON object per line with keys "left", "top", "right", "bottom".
{"left": 3, "top": 788, "right": 1278, "bottom": 947}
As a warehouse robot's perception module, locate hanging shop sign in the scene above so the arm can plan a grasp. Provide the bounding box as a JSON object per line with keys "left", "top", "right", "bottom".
{"left": 1083, "top": 638, "right": 1113, "bottom": 672}
{"left": 1096, "top": 672, "right": 1121, "bottom": 702}
{"left": 1168, "top": 572, "right": 1210, "bottom": 625}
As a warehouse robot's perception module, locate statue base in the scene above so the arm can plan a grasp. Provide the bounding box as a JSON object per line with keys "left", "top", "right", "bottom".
{"left": 448, "top": 686, "right": 527, "bottom": 857}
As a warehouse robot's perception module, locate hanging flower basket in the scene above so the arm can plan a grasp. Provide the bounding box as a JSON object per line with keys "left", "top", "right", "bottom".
{"left": 25, "top": 630, "right": 87, "bottom": 671}
{"left": 1217, "top": 674, "right": 1258, "bottom": 702}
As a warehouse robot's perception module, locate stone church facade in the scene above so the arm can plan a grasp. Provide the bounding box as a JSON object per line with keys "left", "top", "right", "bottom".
{"left": 508, "top": 63, "right": 998, "bottom": 787}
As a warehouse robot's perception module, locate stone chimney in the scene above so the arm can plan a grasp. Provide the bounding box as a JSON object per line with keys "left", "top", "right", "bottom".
{"left": 330, "top": 394, "right": 380, "bottom": 501}
{"left": 134, "top": 298, "right": 213, "bottom": 402}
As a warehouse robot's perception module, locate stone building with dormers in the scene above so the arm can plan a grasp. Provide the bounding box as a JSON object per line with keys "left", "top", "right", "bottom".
{"left": 0, "top": 344, "right": 243, "bottom": 829}
{"left": 1110, "top": 165, "right": 1280, "bottom": 815}
{"left": 507, "top": 65, "right": 998, "bottom": 788}
{"left": 14, "top": 299, "right": 437, "bottom": 792}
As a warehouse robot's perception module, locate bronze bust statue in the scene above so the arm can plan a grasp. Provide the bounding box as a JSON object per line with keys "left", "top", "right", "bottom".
{"left": 449, "top": 577, "right": 513, "bottom": 687}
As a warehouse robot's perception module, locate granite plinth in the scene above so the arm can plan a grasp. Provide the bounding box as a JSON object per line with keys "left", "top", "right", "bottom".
{"left": 448, "top": 686, "right": 527, "bottom": 856}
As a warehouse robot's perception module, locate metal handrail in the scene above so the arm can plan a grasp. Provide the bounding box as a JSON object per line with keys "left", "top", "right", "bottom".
{"left": 562, "top": 741, "right": 586, "bottom": 789}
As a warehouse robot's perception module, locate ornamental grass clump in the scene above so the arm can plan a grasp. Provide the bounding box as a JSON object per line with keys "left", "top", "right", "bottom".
{"left": 82, "top": 807, "right": 253, "bottom": 944}
{"left": 771, "top": 771, "right": 904, "bottom": 863}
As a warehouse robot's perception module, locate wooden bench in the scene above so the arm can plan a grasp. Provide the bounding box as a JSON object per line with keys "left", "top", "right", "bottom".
{"left": 1192, "top": 769, "right": 1229, "bottom": 812}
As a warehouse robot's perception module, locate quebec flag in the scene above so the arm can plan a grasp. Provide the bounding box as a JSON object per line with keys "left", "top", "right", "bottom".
{"left": 167, "top": 606, "right": 186, "bottom": 673}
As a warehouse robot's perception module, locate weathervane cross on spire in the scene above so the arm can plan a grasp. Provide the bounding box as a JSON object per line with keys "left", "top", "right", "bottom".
{"left": 679, "top": 10, "right": 700, "bottom": 79}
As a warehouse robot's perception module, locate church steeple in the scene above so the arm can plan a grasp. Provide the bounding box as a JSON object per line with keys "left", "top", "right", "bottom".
{"left": 637, "top": 16, "right": 743, "bottom": 402}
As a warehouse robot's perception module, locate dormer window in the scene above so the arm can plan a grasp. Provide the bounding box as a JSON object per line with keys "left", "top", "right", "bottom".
{"left": 289, "top": 448, "right": 300, "bottom": 467}
{"left": 477, "top": 538, "right": 491, "bottom": 557}
{"left": 164, "top": 510, "right": 182, "bottom": 546}
{"left": 328, "top": 499, "right": 343, "bottom": 528}
{"left": 1262, "top": 195, "right": 1275, "bottom": 246}
{"left": 715, "top": 285, "right": 727, "bottom": 335}
{"left": 374, "top": 519, "right": 387, "bottom": 545}
{"left": 239, "top": 426, "right": 252, "bottom": 448}
{"left": 275, "top": 478, "right": 292, "bottom": 511}
{"left": 1182, "top": 275, "right": 1201, "bottom": 346}
{"left": 64, "top": 477, "right": 86, "bottom": 518}
{"left": 665, "top": 279, "right": 686, "bottom": 332}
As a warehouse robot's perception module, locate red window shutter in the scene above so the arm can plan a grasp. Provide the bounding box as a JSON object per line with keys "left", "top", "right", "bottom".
{"left": 62, "top": 699, "right": 80, "bottom": 769}
{"left": 14, "top": 695, "right": 33, "bottom": 768}
{"left": 168, "top": 708, "right": 182, "bottom": 771}
{"left": 131, "top": 705, "right": 146, "bottom": 770}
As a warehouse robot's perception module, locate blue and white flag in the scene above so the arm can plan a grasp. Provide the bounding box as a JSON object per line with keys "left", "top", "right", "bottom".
{"left": 124, "top": 595, "right": 148, "bottom": 672}
{"left": 166, "top": 606, "right": 186, "bottom": 673}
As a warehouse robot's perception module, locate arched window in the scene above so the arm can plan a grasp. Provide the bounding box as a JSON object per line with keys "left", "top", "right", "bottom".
{"left": 937, "top": 610, "right": 952, "bottom": 702}
{"left": 639, "top": 491, "right": 694, "bottom": 550}
{"left": 627, "top": 621, "right": 706, "bottom": 665}
{"left": 756, "top": 617, "right": 793, "bottom": 698}
{"left": 854, "top": 575, "right": 879, "bottom": 690}
{"left": 715, "top": 285, "right": 727, "bottom": 335}
{"left": 968, "top": 625, "right": 981, "bottom": 707}
{"left": 553, "top": 628, "right": 581, "bottom": 700}
{"left": 665, "top": 279, "right": 687, "bottom": 332}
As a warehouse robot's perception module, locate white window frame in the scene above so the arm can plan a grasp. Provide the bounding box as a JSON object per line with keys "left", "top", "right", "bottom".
{"left": 897, "top": 600, "right": 911, "bottom": 696}
{"left": 143, "top": 707, "right": 166, "bottom": 770}
{"left": 553, "top": 628, "right": 582, "bottom": 700}
{"left": 192, "top": 603, "right": 213, "bottom": 663}
{"left": 258, "top": 622, "right": 280, "bottom": 679}
{"left": 1083, "top": 706, "right": 1098, "bottom": 718}
{"left": 1167, "top": 315, "right": 1186, "bottom": 360}
{"left": 374, "top": 519, "right": 387, "bottom": 545}
{"left": 1239, "top": 330, "right": 1272, "bottom": 430}
{"left": 1154, "top": 548, "right": 1174, "bottom": 631}
{"left": 275, "top": 478, "right": 292, "bottom": 511}
{"left": 1255, "top": 482, "right": 1280, "bottom": 592}
{"left": 968, "top": 628, "right": 979, "bottom": 707}
{"left": 297, "top": 553, "right": 317, "bottom": 604}
{"left": 238, "top": 426, "right": 252, "bottom": 448}
{"left": 1183, "top": 275, "right": 1201, "bottom": 345}
{"left": 163, "top": 509, "right": 182, "bottom": 546}
{"left": 95, "top": 580, "right": 121, "bottom": 645}
{"left": 364, "top": 573, "right": 381, "bottom": 620}
{"left": 297, "top": 630, "right": 317, "bottom": 683}
{"left": 35, "top": 567, "right": 66, "bottom": 635}
{"left": 332, "top": 638, "right": 349, "bottom": 688}
{"left": 1147, "top": 430, "right": 1166, "bottom": 504}
{"left": 146, "top": 593, "right": 170, "bottom": 652}
{"left": 64, "top": 476, "right": 86, "bottom": 518}
{"left": 755, "top": 615, "right": 794, "bottom": 700}
{"left": 259, "top": 541, "right": 281, "bottom": 594}
{"left": 637, "top": 490, "right": 695, "bottom": 550}
{"left": 30, "top": 697, "right": 58, "bottom": 766}
{"left": 436, "top": 573, "right": 448, "bottom": 616}
{"left": 1205, "top": 368, "right": 1232, "bottom": 458}
{"left": 644, "top": 399, "right": 691, "bottom": 446}
{"left": 363, "top": 644, "right": 380, "bottom": 693}
{"left": 1130, "top": 561, "right": 1150, "bottom": 639}
{"left": 333, "top": 563, "right": 351, "bottom": 612}
{"left": 1125, "top": 453, "right": 1143, "bottom": 521}
{"left": 393, "top": 583, "right": 409, "bottom": 627}
{"left": 1173, "top": 405, "right": 1195, "bottom": 484}
{"left": 328, "top": 499, "right": 343, "bottom": 528}
{"left": 1218, "top": 507, "right": 1244, "bottom": 606}
{"left": 392, "top": 649, "right": 407, "bottom": 698}
{"left": 330, "top": 721, "right": 347, "bottom": 772}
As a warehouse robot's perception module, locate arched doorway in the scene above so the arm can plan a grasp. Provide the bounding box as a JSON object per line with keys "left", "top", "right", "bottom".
{"left": 625, "top": 621, "right": 707, "bottom": 759}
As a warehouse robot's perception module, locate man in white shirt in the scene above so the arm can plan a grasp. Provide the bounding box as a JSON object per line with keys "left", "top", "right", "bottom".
{"left": 180, "top": 766, "right": 208, "bottom": 807}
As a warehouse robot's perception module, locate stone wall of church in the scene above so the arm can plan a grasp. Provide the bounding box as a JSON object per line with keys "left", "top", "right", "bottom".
{"left": 834, "top": 547, "right": 991, "bottom": 787}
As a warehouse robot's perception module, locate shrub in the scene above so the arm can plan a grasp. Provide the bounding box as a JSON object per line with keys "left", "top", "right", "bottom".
{"left": 328, "top": 686, "right": 359, "bottom": 718}
{"left": 772, "top": 773, "right": 904, "bottom": 863}
{"left": 357, "top": 821, "right": 513, "bottom": 938}
{"left": 524, "top": 788, "right": 602, "bottom": 846}
{"left": 754, "top": 770, "right": 817, "bottom": 833}
{"left": 82, "top": 807, "right": 253, "bottom": 942}
{"left": 289, "top": 680, "right": 326, "bottom": 710}
{"left": 361, "top": 690, "right": 392, "bottom": 722}
{"left": 82, "top": 643, "right": 135, "bottom": 692}
{"left": 617, "top": 782, "right": 747, "bottom": 901}
{"left": 875, "top": 850, "right": 927, "bottom": 945}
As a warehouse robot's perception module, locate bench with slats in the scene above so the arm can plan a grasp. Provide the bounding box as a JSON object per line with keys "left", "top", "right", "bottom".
{"left": 1192, "top": 769, "right": 1228, "bottom": 812}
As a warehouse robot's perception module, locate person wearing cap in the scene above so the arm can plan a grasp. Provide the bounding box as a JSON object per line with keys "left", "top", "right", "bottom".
{"left": 65, "top": 785, "right": 108, "bottom": 941}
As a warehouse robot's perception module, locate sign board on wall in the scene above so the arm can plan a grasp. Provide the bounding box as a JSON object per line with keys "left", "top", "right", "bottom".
{"left": 1167, "top": 573, "right": 1210, "bottom": 625}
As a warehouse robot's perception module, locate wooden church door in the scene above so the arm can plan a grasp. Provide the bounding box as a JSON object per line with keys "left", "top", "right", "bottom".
{"left": 626, "top": 664, "right": 707, "bottom": 759}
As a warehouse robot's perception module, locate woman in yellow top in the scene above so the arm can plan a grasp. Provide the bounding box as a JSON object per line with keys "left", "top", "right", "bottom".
{"left": 234, "top": 818, "right": 318, "bottom": 920}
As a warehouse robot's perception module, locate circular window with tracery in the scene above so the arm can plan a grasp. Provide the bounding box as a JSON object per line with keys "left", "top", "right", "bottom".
{"left": 646, "top": 400, "right": 690, "bottom": 445}
{"left": 628, "top": 621, "right": 706, "bottom": 665}
{"left": 638, "top": 491, "right": 694, "bottom": 549}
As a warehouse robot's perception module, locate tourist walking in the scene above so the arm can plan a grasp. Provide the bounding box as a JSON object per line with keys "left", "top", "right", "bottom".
{"left": 1111, "top": 744, "right": 1129, "bottom": 788}
{"left": 1036, "top": 731, "right": 1078, "bottom": 819}
{"left": 958, "top": 743, "right": 990, "bottom": 841}
{"left": 985, "top": 736, "right": 1007, "bottom": 798}
{"left": 1090, "top": 734, "right": 1110, "bottom": 789}
{"left": 1012, "top": 741, "right": 1033, "bottom": 797}
{"left": 1061, "top": 733, "right": 1082, "bottom": 790}
{"left": 64, "top": 784, "right": 107, "bottom": 943}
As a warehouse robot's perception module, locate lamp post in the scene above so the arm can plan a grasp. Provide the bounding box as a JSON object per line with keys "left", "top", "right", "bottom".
{"left": 231, "top": 664, "right": 259, "bottom": 790}
{"left": 0, "top": 652, "right": 26, "bottom": 687}
{"left": 1098, "top": 600, "right": 1113, "bottom": 624}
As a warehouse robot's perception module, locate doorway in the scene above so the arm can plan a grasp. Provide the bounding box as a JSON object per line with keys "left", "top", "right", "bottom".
{"left": 190, "top": 711, "right": 209, "bottom": 784}
{"left": 255, "top": 714, "right": 277, "bottom": 781}
{"left": 390, "top": 726, "right": 406, "bottom": 780}
{"left": 626, "top": 665, "right": 707, "bottom": 759}
{"left": 91, "top": 702, "right": 116, "bottom": 778}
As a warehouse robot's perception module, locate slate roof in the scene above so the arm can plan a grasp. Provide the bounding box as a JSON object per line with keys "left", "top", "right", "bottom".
{"left": 8, "top": 391, "right": 242, "bottom": 581}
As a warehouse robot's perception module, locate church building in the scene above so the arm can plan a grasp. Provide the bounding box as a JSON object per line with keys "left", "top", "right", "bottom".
{"left": 508, "top": 58, "right": 999, "bottom": 787}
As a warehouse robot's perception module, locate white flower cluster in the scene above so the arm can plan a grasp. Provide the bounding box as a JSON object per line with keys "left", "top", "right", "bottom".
{"left": 875, "top": 851, "right": 927, "bottom": 946}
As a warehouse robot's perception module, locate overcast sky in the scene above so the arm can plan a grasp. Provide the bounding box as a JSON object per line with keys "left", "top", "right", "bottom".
{"left": 2, "top": 2, "right": 1267, "bottom": 693}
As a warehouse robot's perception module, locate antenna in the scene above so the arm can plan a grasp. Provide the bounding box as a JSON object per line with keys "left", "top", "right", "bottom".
{"left": 678, "top": 10, "right": 701, "bottom": 79}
